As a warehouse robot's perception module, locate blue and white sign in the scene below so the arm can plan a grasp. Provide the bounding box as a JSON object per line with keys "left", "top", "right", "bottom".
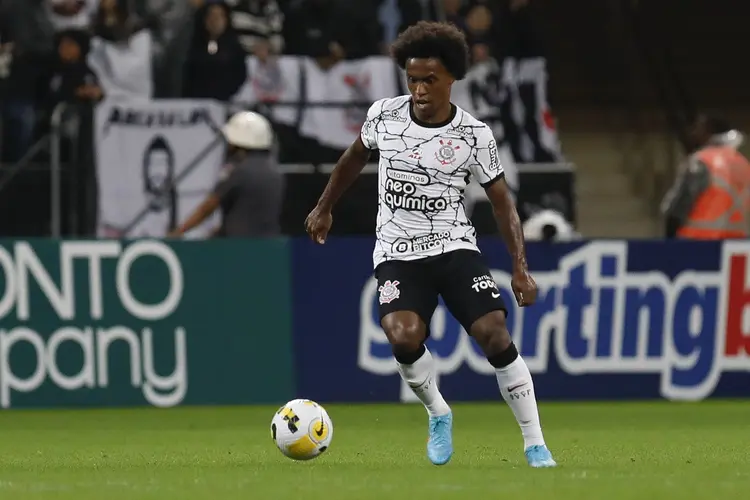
{"left": 291, "top": 239, "right": 750, "bottom": 403}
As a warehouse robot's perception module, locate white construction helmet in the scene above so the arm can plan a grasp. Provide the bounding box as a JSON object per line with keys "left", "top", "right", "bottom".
{"left": 222, "top": 111, "right": 274, "bottom": 150}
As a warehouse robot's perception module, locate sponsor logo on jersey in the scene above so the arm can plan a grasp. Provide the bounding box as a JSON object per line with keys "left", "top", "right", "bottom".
{"left": 383, "top": 169, "right": 448, "bottom": 213}
{"left": 451, "top": 125, "right": 476, "bottom": 140}
{"left": 392, "top": 232, "right": 452, "bottom": 254}
{"left": 471, "top": 274, "right": 498, "bottom": 293}
{"left": 381, "top": 109, "right": 407, "bottom": 122}
{"left": 359, "top": 241, "right": 750, "bottom": 401}
{"left": 487, "top": 140, "right": 500, "bottom": 173}
{"left": 386, "top": 169, "right": 429, "bottom": 185}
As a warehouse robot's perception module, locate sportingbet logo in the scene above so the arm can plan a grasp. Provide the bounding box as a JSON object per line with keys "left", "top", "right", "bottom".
{"left": 358, "top": 241, "right": 750, "bottom": 401}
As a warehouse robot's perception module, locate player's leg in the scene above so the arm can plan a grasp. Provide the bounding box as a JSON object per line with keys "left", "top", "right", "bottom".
{"left": 375, "top": 260, "right": 453, "bottom": 465}
{"left": 383, "top": 311, "right": 450, "bottom": 418}
{"left": 470, "top": 311, "right": 556, "bottom": 467}
{"left": 437, "top": 250, "right": 556, "bottom": 468}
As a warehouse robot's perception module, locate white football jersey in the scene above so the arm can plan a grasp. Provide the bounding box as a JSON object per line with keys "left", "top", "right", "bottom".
{"left": 360, "top": 95, "right": 505, "bottom": 268}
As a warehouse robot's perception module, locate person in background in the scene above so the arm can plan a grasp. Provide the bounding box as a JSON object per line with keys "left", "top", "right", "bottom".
{"left": 463, "top": 2, "right": 493, "bottom": 64}
{"left": 93, "top": 0, "right": 136, "bottom": 41}
{"left": 0, "top": 0, "right": 55, "bottom": 163}
{"left": 283, "top": 0, "right": 381, "bottom": 68}
{"left": 376, "top": 0, "right": 422, "bottom": 54}
{"left": 223, "top": 0, "right": 284, "bottom": 62}
{"left": 182, "top": 1, "right": 247, "bottom": 101}
{"left": 45, "top": 29, "right": 103, "bottom": 111}
{"left": 45, "top": 0, "right": 99, "bottom": 32}
{"left": 440, "top": 0, "right": 465, "bottom": 28}
{"left": 661, "top": 114, "right": 750, "bottom": 239}
{"left": 169, "top": 111, "right": 285, "bottom": 238}
{"left": 142, "top": 0, "right": 195, "bottom": 98}
{"left": 88, "top": 0, "right": 156, "bottom": 97}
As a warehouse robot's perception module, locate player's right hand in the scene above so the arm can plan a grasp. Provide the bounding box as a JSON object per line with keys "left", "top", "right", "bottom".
{"left": 511, "top": 269, "right": 538, "bottom": 307}
{"left": 304, "top": 206, "right": 333, "bottom": 244}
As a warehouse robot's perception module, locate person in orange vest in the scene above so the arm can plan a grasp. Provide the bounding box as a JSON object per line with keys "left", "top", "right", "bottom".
{"left": 661, "top": 115, "right": 750, "bottom": 239}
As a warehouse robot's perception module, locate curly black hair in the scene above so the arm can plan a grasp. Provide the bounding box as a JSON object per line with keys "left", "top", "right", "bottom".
{"left": 391, "top": 21, "right": 470, "bottom": 81}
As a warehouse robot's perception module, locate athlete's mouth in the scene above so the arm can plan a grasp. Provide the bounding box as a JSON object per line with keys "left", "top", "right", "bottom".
{"left": 415, "top": 100, "right": 430, "bottom": 109}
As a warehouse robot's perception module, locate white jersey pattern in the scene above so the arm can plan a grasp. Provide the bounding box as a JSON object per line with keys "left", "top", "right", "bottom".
{"left": 361, "top": 95, "right": 505, "bottom": 269}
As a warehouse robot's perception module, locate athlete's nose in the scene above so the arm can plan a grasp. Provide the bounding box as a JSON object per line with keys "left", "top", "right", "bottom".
{"left": 414, "top": 83, "right": 429, "bottom": 100}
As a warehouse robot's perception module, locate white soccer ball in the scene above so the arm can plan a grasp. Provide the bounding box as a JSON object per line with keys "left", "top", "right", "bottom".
{"left": 271, "top": 399, "right": 333, "bottom": 461}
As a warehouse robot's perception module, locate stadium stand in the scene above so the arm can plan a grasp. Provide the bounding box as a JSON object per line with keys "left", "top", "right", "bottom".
{"left": 0, "top": 0, "right": 747, "bottom": 240}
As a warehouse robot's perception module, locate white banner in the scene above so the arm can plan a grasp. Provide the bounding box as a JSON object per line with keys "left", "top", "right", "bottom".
{"left": 94, "top": 98, "right": 226, "bottom": 238}
{"left": 298, "top": 56, "right": 403, "bottom": 149}
{"left": 235, "top": 55, "right": 404, "bottom": 149}
{"left": 234, "top": 55, "right": 561, "bottom": 162}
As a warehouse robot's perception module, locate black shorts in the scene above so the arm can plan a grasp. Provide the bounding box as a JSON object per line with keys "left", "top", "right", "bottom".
{"left": 374, "top": 249, "right": 507, "bottom": 334}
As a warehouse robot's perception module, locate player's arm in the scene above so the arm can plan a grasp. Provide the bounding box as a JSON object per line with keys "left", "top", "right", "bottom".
{"left": 316, "top": 137, "right": 371, "bottom": 212}
{"left": 305, "top": 100, "right": 382, "bottom": 244}
{"left": 304, "top": 137, "right": 370, "bottom": 244}
{"left": 485, "top": 179, "right": 528, "bottom": 272}
{"left": 471, "top": 128, "right": 537, "bottom": 306}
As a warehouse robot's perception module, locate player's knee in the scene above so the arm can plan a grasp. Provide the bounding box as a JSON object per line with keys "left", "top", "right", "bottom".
{"left": 382, "top": 315, "right": 425, "bottom": 354}
{"left": 469, "top": 311, "right": 511, "bottom": 356}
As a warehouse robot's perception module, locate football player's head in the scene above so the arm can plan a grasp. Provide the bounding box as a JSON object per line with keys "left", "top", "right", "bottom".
{"left": 391, "top": 21, "right": 469, "bottom": 121}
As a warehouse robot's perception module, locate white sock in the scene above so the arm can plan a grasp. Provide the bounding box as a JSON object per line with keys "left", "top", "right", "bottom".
{"left": 495, "top": 355, "right": 546, "bottom": 449}
{"left": 396, "top": 347, "right": 451, "bottom": 418}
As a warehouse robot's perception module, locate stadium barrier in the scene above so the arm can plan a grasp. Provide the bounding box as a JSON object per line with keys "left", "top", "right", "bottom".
{"left": 0, "top": 237, "right": 748, "bottom": 409}
{"left": 0, "top": 238, "right": 293, "bottom": 409}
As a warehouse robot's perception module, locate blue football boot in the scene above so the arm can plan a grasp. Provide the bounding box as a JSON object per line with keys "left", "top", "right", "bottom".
{"left": 427, "top": 412, "right": 453, "bottom": 465}
{"left": 524, "top": 444, "right": 557, "bottom": 468}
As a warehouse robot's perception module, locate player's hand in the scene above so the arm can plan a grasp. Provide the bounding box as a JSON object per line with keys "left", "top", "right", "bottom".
{"left": 511, "top": 269, "right": 537, "bottom": 307}
{"left": 304, "top": 205, "right": 332, "bottom": 244}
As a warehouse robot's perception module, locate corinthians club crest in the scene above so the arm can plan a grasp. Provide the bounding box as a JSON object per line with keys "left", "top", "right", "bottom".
{"left": 378, "top": 280, "right": 401, "bottom": 304}
{"left": 435, "top": 139, "right": 460, "bottom": 166}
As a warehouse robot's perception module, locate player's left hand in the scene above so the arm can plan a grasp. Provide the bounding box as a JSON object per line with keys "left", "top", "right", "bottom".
{"left": 511, "top": 269, "right": 538, "bottom": 307}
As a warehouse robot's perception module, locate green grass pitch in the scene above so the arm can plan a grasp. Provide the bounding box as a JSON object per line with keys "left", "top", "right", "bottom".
{"left": 0, "top": 400, "right": 747, "bottom": 499}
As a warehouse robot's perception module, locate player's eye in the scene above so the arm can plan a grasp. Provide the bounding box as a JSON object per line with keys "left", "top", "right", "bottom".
{"left": 407, "top": 77, "right": 435, "bottom": 85}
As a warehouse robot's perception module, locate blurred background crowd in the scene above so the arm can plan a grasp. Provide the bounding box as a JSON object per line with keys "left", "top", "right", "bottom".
{"left": 0, "top": 0, "right": 747, "bottom": 242}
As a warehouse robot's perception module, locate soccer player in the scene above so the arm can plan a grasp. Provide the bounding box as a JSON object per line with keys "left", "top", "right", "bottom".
{"left": 304, "top": 21, "right": 556, "bottom": 468}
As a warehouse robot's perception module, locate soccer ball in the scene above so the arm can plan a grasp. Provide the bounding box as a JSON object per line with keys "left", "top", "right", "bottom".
{"left": 271, "top": 399, "right": 333, "bottom": 460}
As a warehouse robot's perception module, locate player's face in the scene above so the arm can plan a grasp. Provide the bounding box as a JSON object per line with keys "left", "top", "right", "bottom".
{"left": 405, "top": 58, "right": 454, "bottom": 121}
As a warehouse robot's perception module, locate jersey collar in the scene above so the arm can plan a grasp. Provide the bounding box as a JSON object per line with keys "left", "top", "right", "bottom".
{"left": 409, "top": 101, "right": 457, "bottom": 128}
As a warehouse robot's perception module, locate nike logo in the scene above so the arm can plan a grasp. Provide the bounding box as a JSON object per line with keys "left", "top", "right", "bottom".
{"left": 491, "top": 292, "right": 500, "bottom": 298}
{"left": 315, "top": 420, "right": 325, "bottom": 437}
{"left": 508, "top": 383, "right": 527, "bottom": 392}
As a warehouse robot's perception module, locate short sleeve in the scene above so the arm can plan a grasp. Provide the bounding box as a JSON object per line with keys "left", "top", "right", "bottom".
{"left": 469, "top": 126, "right": 505, "bottom": 187}
{"left": 360, "top": 99, "right": 384, "bottom": 150}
